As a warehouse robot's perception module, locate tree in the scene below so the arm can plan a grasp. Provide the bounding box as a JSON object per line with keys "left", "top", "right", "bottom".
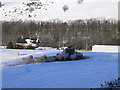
{"left": 77, "top": 0, "right": 84, "bottom": 4}
{"left": 0, "top": 1, "right": 2, "bottom": 7}
{"left": 6, "top": 42, "right": 14, "bottom": 49}
{"left": 63, "top": 5, "right": 69, "bottom": 12}
{"left": 2, "top": 19, "right": 118, "bottom": 50}
{"left": 29, "top": 7, "right": 34, "bottom": 12}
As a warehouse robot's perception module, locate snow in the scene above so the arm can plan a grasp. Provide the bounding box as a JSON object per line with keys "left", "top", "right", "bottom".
{"left": 0, "top": 0, "right": 118, "bottom": 21}
{"left": 0, "top": 49, "right": 118, "bottom": 88}
{"left": 0, "top": 49, "right": 60, "bottom": 67}
{"left": 35, "top": 47, "right": 57, "bottom": 50}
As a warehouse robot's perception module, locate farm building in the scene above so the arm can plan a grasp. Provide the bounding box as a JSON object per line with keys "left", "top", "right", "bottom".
{"left": 16, "top": 37, "right": 40, "bottom": 47}
{"left": 92, "top": 45, "right": 120, "bottom": 52}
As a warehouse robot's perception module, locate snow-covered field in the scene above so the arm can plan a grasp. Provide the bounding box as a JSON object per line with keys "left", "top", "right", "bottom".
{"left": 0, "top": 0, "right": 118, "bottom": 21}
{"left": 0, "top": 49, "right": 61, "bottom": 67}
{"left": 0, "top": 49, "right": 118, "bottom": 88}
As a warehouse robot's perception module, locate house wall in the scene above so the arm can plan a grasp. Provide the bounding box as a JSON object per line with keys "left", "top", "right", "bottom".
{"left": 92, "top": 45, "right": 120, "bottom": 52}
{"left": 16, "top": 43, "right": 37, "bottom": 47}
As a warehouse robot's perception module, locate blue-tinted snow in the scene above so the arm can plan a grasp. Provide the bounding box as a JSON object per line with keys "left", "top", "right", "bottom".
{"left": 2, "top": 51, "right": 118, "bottom": 88}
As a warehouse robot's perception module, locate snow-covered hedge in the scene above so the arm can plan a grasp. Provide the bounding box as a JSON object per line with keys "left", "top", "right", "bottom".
{"left": 101, "top": 78, "right": 120, "bottom": 88}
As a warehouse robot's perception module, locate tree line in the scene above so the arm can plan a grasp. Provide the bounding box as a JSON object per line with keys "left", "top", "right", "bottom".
{"left": 2, "top": 18, "right": 119, "bottom": 50}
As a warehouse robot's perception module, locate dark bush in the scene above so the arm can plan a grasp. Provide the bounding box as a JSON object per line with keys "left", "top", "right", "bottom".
{"left": 14, "top": 45, "right": 24, "bottom": 49}
{"left": 24, "top": 46, "right": 35, "bottom": 50}
{"left": 6, "top": 42, "right": 14, "bottom": 49}
{"left": 14, "top": 45, "right": 35, "bottom": 50}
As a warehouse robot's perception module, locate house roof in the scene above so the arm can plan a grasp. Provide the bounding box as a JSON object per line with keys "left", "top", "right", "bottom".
{"left": 16, "top": 38, "right": 27, "bottom": 43}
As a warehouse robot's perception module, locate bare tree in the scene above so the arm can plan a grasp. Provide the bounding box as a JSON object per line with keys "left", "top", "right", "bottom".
{"left": 0, "top": 1, "right": 2, "bottom": 7}
{"left": 2, "top": 19, "right": 118, "bottom": 49}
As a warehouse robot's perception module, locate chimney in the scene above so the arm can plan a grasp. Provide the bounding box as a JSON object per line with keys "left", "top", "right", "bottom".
{"left": 21, "top": 35, "right": 24, "bottom": 39}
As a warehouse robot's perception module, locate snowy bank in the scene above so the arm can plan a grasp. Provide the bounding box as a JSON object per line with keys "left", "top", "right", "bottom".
{"left": 0, "top": 49, "right": 62, "bottom": 67}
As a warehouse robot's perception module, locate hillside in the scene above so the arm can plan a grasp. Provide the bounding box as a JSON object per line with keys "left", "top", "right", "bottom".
{"left": 0, "top": 0, "right": 118, "bottom": 21}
